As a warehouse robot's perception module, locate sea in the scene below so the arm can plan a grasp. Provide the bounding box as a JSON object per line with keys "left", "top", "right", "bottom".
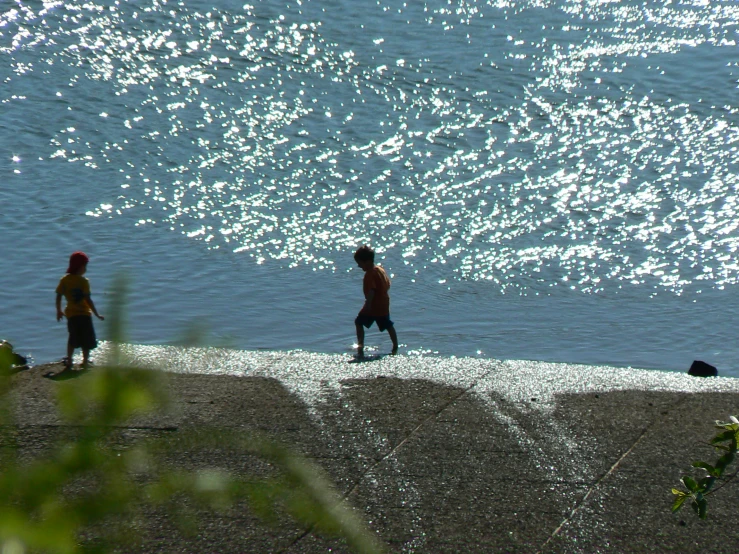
{"left": 2, "top": 0, "right": 739, "bottom": 375}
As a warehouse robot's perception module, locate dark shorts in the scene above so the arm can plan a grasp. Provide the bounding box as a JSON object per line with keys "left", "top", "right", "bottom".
{"left": 355, "top": 314, "right": 394, "bottom": 332}
{"left": 67, "top": 315, "right": 98, "bottom": 350}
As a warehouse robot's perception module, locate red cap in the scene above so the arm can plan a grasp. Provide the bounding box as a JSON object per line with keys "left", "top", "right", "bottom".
{"left": 66, "top": 251, "right": 89, "bottom": 274}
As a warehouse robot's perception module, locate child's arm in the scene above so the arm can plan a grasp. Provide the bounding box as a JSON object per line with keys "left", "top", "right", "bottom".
{"left": 360, "top": 289, "right": 376, "bottom": 314}
{"left": 86, "top": 296, "right": 105, "bottom": 320}
{"left": 56, "top": 293, "right": 64, "bottom": 321}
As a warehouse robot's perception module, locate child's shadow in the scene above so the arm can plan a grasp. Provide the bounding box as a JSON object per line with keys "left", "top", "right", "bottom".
{"left": 43, "top": 366, "right": 90, "bottom": 381}
{"left": 348, "top": 353, "right": 387, "bottom": 364}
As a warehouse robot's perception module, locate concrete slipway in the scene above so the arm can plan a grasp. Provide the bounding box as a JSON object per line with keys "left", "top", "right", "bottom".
{"left": 10, "top": 346, "right": 739, "bottom": 553}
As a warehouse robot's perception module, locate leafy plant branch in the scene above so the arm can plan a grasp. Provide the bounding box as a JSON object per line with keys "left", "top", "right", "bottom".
{"left": 672, "top": 416, "right": 739, "bottom": 519}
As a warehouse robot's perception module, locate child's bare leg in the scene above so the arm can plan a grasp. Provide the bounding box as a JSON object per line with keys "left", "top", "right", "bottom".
{"left": 82, "top": 348, "right": 90, "bottom": 365}
{"left": 387, "top": 326, "right": 398, "bottom": 355}
{"left": 66, "top": 343, "right": 74, "bottom": 367}
{"left": 355, "top": 323, "right": 365, "bottom": 358}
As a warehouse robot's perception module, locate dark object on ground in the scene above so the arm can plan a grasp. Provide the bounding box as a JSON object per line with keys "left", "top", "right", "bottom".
{"left": 688, "top": 360, "right": 717, "bottom": 377}
{"left": 1, "top": 340, "right": 27, "bottom": 367}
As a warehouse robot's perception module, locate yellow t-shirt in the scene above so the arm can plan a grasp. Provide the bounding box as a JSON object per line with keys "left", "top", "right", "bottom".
{"left": 56, "top": 274, "right": 92, "bottom": 318}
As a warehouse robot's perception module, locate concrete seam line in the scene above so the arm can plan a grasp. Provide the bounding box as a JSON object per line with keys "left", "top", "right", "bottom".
{"left": 536, "top": 395, "right": 688, "bottom": 553}
{"left": 343, "top": 367, "right": 497, "bottom": 499}
{"left": 281, "top": 366, "right": 498, "bottom": 552}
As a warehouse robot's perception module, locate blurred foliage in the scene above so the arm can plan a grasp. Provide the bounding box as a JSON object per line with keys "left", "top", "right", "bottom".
{"left": 672, "top": 416, "right": 739, "bottom": 519}
{"left": 0, "top": 276, "right": 385, "bottom": 554}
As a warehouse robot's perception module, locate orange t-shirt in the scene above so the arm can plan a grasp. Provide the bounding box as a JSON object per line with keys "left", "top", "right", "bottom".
{"left": 362, "top": 266, "right": 391, "bottom": 316}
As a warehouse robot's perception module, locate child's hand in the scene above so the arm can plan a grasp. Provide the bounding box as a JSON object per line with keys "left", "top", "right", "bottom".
{"left": 56, "top": 310, "right": 64, "bottom": 321}
{"left": 96, "top": 314, "right": 105, "bottom": 321}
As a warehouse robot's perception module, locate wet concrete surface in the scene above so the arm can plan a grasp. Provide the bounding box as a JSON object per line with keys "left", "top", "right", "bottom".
{"left": 7, "top": 348, "right": 739, "bottom": 553}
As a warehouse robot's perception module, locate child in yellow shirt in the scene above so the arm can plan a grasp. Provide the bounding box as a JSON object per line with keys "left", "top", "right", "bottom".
{"left": 55, "top": 251, "right": 104, "bottom": 370}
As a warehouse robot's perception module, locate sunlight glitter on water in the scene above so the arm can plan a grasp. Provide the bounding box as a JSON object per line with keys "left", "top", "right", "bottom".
{"left": 4, "top": 0, "right": 739, "bottom": 296}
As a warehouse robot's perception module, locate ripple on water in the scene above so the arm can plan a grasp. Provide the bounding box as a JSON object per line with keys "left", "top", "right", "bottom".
{"left": 3, "top": 1, "right": 739, "bottom": 295}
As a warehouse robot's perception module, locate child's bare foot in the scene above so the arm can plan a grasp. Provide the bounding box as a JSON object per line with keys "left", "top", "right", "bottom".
{"left": 391, "top": 346, "right": 398, "bottom": 356}
{"left": 356, "top": 347, "right": 365, "bottom": 359}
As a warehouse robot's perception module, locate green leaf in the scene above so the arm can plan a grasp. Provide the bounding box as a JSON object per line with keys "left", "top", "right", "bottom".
{"left": 691, "top": 499, "right": 700, "bottom": 515}
{"left": 671, "top": 488, "right": 685, "bottom": 496}
{"left": 671, "top": 495, "right": 687, "bottom": 513}
{"left": 682, "top": 476, "right": 699, "bottom": 492}
{"left": 715, "top": 421, "right": 739, "bottom": 432}
{"left": 691, "top": 461, "right": 715, "bottom": 474}
{"left": 715, "top": 450, "right": 736, "bottom": 474}
{"left": 710, "top": 430, "right": 736, "bottom": 445}
{"left": 0, "top": 348, "right": 13, "bottom": 377}
{"left": 698, "top": 476, "right": 716, "bottom": 493}
{"left": 697, "top": 498, "right": 708, "bottom": 519}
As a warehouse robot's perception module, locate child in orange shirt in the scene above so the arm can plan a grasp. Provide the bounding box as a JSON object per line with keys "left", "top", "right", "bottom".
{"left": 55, "top": 251, "right": 104, "bottom": 369}
{"left": 354, "top": 245, "right": 398, "bottom": 358}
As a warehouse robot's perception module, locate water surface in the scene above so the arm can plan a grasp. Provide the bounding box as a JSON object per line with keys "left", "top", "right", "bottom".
{"left": 2, "top": 0, "right": 739, "bottom": 374}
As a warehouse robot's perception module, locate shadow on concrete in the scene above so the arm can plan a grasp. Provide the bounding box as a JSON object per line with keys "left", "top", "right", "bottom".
{"left": 8, "top": 365, "right": 739, "bottom": 553}
{"left": 42, "top": 367, "right": 90, "bottom": 381}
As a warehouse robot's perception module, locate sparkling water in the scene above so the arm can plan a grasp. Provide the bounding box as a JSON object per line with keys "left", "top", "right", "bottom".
{"left": 2, "top": 0, "right": 739, "bottom": 374}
